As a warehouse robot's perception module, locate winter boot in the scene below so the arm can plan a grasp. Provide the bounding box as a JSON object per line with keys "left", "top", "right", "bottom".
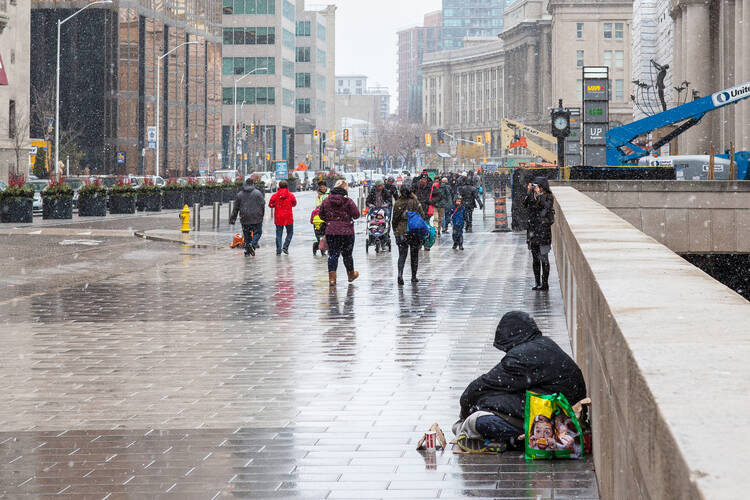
{"left": 347, "top": 270, "right": 360, "bottom": 282}
{"left": 540, "top": 262, "right": 550, "bottom": 291}
{"left": 397, "top": 275, "right": 404, "bottom": 286}
{"left": 328, "top": 271, "right": 337, "bottom": 286}
{"left": 532, "top": 260, "right": 542, "bottom": 290}
{"left": 313, "top": 241, "right": 318, "bottom": 255}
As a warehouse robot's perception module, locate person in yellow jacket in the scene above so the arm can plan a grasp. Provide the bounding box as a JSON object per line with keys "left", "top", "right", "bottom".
{"left": 310, "top": 205, "right": 327, "bottom": 255}
{"left": 315, "top": 180, "right": 329, "bottom": 207}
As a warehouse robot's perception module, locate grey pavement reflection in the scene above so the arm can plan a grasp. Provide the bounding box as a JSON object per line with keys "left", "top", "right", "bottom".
{"left": 0, "top": 190, "right": 598, "bottom": 499}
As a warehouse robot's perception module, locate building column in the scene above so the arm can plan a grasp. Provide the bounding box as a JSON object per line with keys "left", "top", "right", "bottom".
{"left": 684, "top": 1, "right": 711, "bottom": 153}
{"left": 743, "top": 0, "right": 750, "bottom": 147}
{"left": 526, "top": 42, "right": 539, "bottom": 122}
{"left": 734, "top": 0, "right": 744, "bottom": 148}
{"left": 540, "top": 30, "right": 552, "bottom": 114}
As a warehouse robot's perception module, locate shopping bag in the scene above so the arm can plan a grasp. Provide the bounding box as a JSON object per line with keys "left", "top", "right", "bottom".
{"left": 407, "top": 211, "right": 429, "bottom": 238}
{"left": 318, "top": 235, "right": 328, "bottom": 252}
{"left": 524, "top": 391, "right": 585, "bottom": 461}
{"left": 427, "top": 185, "right": 435, "bottom": 217}
{"left": 423, "top": 226, "right": 436, "bottom": 249}
{"left": 230, "top": 233, "right": 245, "bottom": 248}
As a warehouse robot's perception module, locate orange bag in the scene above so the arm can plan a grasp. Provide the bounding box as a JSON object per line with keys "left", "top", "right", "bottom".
{"left": 230, "top": 233, "right": 245, "bottom": 248}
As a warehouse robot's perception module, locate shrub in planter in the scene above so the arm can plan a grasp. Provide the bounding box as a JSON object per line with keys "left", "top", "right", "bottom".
{"left": 109, "top": 178, "right": 136, "bottom": 214}
{"left": 78, "top": 178, "right": 108, "bottom": 216}
{"left": 287, "top": 174, "right": 299, "bottom": 192}
{"left": 183, "top": 178, "right": 204, "bottom": 206}
{"left": 250, "top": 173, "right": 266, "bottom": 194}
{"left": 162, "top": 178, "right": 185, "bottom": 209}
{"left": 0, "top": 175, "right": 34, "bottom": 223}
{"left": 136, "top": 178, "right": 162, "bottom": 212}
{"left": 203, "top": 178, "right": 223, "bottom": 205}
{"left": 42, "top": 178, "right": 74, "bottom": 219}
{"left": 222, "top": 178, "right": 239, "bottom": 202}
{"left": 324, "top": 171, "right": 345, "bottom": 188}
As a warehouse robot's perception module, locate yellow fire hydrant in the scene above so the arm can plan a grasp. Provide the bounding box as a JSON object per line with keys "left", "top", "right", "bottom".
{"left": 179, "top": 204, "right": 191, "bottom": 233}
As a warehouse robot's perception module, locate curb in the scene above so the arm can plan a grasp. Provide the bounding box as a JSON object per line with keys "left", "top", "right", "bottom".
{"left": 134, "top": 231, "right": 228, "bottom": 250}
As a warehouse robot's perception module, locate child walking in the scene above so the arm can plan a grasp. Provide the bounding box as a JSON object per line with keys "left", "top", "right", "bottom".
{"left": 310, "top": 206, "right": 327, "bottom": 256}
{"left": 449, "top": 196, "right": 466, "bottom": 251}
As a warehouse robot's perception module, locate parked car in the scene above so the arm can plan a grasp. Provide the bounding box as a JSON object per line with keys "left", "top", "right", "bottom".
{"left": 213, "top": 169, "right": 239, "bottom": 183}
{"left": 0, "top": 180, "right": 7, "bottom": 192}
{"left": 66, "top": 177, "right": 86, "bottom": 209}
{"left": 128, "top": 175, "right": 165, "bottom": 187}
{"left": 24, "top": 179, "right": 50, "bottom": 213}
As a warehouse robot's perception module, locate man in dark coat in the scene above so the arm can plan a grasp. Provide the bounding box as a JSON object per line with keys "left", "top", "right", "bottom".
{"left": 414, "top": 172, "right": 432, "bottom": 212}
{"left": 365, "top": 180, "right": 393, "bottom": 210}
{"left": 457, "top": 311, "right": 586, "bottom": 449}
{"left": 384, "top": 177, "right": 399, "bottom": 201}
{"left": 230, "top": 178, "right": 266, "bottom": 256}
{"left": 457, "top": 177, "right": 483, "bottom": 232}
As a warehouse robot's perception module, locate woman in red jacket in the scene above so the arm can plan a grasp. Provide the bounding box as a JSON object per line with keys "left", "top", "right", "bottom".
{"left": 268, "top": 180, "right": 297, "bottom": 255}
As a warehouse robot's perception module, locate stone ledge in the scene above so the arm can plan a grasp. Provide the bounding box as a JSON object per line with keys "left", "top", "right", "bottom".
{"left": 553, "top": 186, "right": 749, "bottom": 500}
{"left": 553, "top": 180, "right": 750, "bottom": 193}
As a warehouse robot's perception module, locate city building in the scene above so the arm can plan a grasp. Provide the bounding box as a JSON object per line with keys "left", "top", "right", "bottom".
{"left": 0, "top": 0, "right": 30, "bottom": 182}
{"left": 397, "top": 10, "right": 441, "bottom": 122}
{"left": 335, "top": 85, "right": 391, "bottom": 160}
{"left": 632, "top": 0, "right": 673, "bottom": 120}
{"left": 222, "top": 0, "right": 298, "bottom": 171}
{"left": 31, "top": 0, "right": 221, "bottom": 176}
{"left": 440, "top": 0, "right": 505, "bottom": 50}
{"left": 548, "top": 0, "right": 635, "bottom": 128}
{"left": 421, "top": 39, "right": 505, "bottom": 157}
{"left": 335, "top": 75, "right": 368, "bottom": 95}
{"left": 670, "top": 0, "right": 748, "bottom": 154}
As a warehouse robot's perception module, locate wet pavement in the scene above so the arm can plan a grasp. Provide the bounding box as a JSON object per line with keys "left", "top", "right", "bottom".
{"left": 0, "top": 190, "right": 599, "bottom": 499}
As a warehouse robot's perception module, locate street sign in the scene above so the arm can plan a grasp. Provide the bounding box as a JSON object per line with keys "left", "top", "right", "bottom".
{"left": 582, "top": 66, "right": 609, "bottom": 165}
{"left": 147, "top": 126, "right": 157, "bottom": 149}
{"left": 584, "top": 123, "right": 607, "bottom": 145}
{"left": 116, "top": 151, "right": 126, "bottom": 164}
{"left": 275, "top": 161, "right": 288, "bottom": 180}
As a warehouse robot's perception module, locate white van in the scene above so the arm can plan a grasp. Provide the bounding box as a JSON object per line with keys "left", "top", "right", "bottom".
{"left": 638, "top": 155, "right": 731, "bottom": 180}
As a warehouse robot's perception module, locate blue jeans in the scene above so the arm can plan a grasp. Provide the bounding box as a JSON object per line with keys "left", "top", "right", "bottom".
{"left": 442, "top": 208, "right": 450, "bottom": 231}
{"left": 452, "top": 224, "right": 464, "bottom": 246}
{"left": 242, "top": 223, "right": 262, "bottom": 252}
{"left": 275, "top": 224, "right": 293, "bottom": 253}
{"left": 475, "top": 415, "right": 523, "bottom": 449}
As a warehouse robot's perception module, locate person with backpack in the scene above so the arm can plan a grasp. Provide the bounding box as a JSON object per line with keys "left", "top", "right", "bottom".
{"left": 522, "top": 177, "right": 555, "bottom": 291}
{"left": 448, "top": 196, "right": 466, "bottom": 250}
{"left": 392, "top": 185, "right": 425, "bottom": 286}
{"left": 229, "top": 177, "right": 265, "bottom": 256}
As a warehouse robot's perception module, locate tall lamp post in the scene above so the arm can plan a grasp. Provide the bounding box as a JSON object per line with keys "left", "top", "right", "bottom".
{"left": 233, "top": 67, "right": 267, "bottom": 171}
{"left": 156, "top": 40, "right": 198, "bottom": 178}
{"left": 55, "top": 0, "right": 112, "bottom": 180}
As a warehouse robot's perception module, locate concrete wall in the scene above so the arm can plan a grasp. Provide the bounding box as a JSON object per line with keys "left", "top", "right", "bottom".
{"left": 552, "top": 186, "right": 750, "bottom": 500}
{"left": 553, "top": 180, "right": 750, "bottom": 253}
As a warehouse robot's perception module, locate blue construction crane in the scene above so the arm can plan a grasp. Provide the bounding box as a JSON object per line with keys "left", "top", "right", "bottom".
{"left": 606, "top": 80, "right": 750, "bottom": 166}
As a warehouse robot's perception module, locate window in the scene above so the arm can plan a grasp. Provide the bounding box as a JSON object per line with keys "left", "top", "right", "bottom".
{"left": 283, "top": 88, "right": 295, "bottom": 108}
{"left": 338, "top": 79, "right": 343, "bottom": 86}
{"left": 296, "top": 98, "right": 311, "bottom": 114}
{"left": 282, "top": 28, "right": 295, "bottom": 49}
{"left": 603, "top": 22, "right": 612, "bottom": 39}
{"left": 317, "top": 48, "right": 326, "bottom": 66}
{"left": 317, "top": 23, "right": 326, "bottom": 41}
{"left": 615, "top": 23, "right": 624, "bottom": 39}
{"left": 615, "top": 50, "right": 624, "bottom": 68}
{"left": 576, "top": 22, "right": 583, "bottom": 39}
{"left": 296, "top": 21, "right": 310, "bottom": 36}
{"left": 223, "top": 27, "right": 275, "bottom": 45}
{"left": 603, "top": 50, "right": 612, "bottom": 68}
{"left": 296, "top": 72, "right": 311, "bottom": 88}
{"left": 576, "top": 79, "right": 582, "bottom": 101}
{"left": 222, "top": 57, "right": 275, "bottom": 75}
{"left": 282, "top": 59, "right": 294, "bottom": 78}
{"left": 296, "top": 47, "right": 310, "bottom": 62}
{"left": 576, "top": 50, "right": 584, "bottom": 67}
{"left": 615, "top": 79, "right": 624, "bottom": 101}
{"left": 223, "top": 0, "right": 276, "bottom": 15}
{"left": 283, "top": 0, "right": 295, "bottom": 21}
{"left": 8, "top": 100, "right": 16, "bottom": 139}
{"left": 317, "top": 74, "right": 325, "bottom": 91}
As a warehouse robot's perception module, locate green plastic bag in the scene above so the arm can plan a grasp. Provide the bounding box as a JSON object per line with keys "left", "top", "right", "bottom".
{"left": 524, "top": 391, "right": 585, "bottom": 461}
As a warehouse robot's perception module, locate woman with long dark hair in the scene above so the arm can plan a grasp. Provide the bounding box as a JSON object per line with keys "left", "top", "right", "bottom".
{"left": 522, "top": 177, "right": 555, "bottom": 291}
{"left": 391, "top": 185, "right": 425, "bottom": 285}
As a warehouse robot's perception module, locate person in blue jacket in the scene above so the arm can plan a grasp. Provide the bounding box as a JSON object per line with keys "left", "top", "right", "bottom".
{"left": 449, "top": 196, "right": 466, "bottom": 250}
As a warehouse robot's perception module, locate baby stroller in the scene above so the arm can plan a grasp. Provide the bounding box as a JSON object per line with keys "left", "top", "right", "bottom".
{"left": 365, "top": 207, "right": 392, "bottom": 253}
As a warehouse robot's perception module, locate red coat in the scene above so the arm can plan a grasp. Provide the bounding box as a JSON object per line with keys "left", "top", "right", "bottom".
{"left": 269, "top": 188, "right": 297, "bottom": 226}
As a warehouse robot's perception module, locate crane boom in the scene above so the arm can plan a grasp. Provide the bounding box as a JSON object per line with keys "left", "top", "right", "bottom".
{"left": 607, "top": 80, "right": 750, "bottom": 165}
{"left": 501, "top": 119, "right": 558, "bottom": 163}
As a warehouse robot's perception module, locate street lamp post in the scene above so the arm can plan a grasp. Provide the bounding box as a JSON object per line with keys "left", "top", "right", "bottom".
{"left": 156, "top": 40, "right": 198, "bottom": 178}
{"left": 233, "top": 67, "right": 267, "bottom": 171}
{"left": 239, "top": 100, "right": 246, "bottom": 175}
{"left": 55, "top": 0, "right": 112, "bottom": 180}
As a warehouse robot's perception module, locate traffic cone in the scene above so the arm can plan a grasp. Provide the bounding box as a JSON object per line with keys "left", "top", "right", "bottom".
{"left": 493, "top": 189, "right": 510, "bottom": 232}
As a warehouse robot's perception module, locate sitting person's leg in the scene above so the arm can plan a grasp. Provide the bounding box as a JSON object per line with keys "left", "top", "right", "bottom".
{"left": 475, "top": 414, "right": 523, "bottom": 450}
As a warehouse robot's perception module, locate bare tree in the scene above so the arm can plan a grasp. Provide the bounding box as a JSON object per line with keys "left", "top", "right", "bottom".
{"left": 30, "top": 82, "right": 85, "bottom": 175}
{"left": 9, "top": 104, "right": 30, "bottom": 177}
{"left": 373, "top": 120, "right": 429, "bottom": 169}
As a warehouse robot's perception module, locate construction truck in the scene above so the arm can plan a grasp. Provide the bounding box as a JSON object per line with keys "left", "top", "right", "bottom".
{"left": 500, "top": 118, "right": 558, "bottom": 164}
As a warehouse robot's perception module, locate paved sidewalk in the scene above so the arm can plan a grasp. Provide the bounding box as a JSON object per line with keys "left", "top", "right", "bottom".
{"left": 0, "top": 194, "right": 598, "bottom": 499}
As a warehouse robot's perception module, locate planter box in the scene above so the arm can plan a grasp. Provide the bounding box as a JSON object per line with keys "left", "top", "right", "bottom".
{"left": 109, "top": 195, "right": 136, "bottom": 214}
{"left": 0, "top": 198, "right": 33, "bottom": 223}
{"left": 183, "top": 189, "right": 203, "bottom": 207}
{"left": 287, "top": 179, "right": 298, "bottom": 192}
{"left": 42, "top": 197, "right": 73, "bottom": 219}
{"left": 222, "top": 188, "right": 238, "bottom": 203}
{"left": 137, "top": 193, "right": 162, "bottom": 212}
{"left": 162, "top": 190, "right": 185, "bottom": 209}
{"left": 203, "top": 189, "right": 222, "bottom": 205}
{"left": 78, "top": 196, "right": 107, "bottom": 216}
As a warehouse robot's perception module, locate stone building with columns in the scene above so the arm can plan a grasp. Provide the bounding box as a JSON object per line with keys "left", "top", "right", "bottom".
{"left": 670, "top": 0, "right": 750, "bottom": 154}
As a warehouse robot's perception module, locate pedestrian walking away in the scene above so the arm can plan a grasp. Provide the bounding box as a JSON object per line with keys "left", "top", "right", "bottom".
{"left": 392, "top": 185, "right": 425, "bottom": 285}
{"left": 454, "top": 311, "right": 586, "bottom": 453}
{"left": 319, "top": 180, "right": 361, "bottom": 285}
{"left": 229, "top": 177, "right": 266, "bottom": 256}
{"left": 439, "top": 177, "right": 453, "bottom": 233}
{"left": 522, "top": 177, "right": 555, "bottom": 291}
{"left": 428, "top": 177, "right": 444, "bottom": 237}
{"left": 458, "top": 175, "right": 484, "bottom": 232}
{"left": 269, "top": 180, "right": 297, "bottom": 255}
{"left": 448, "top": 196, "right": 466, "bottom": 250}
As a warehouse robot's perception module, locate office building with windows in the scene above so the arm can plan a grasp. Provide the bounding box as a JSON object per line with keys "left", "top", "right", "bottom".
{"left": 0, "top": 0, "right": 30, "bottom": 182}
{"left": 31, "top": 0, "right": 222, "bottom": 176}
{"left": 440, "top": 0, "right": 506, "bottom": 50}
{"left": 397, "top": 10, "right": 441, "bottom": 122}
{"left": 336, "top": 75, "right": 368, "bottom": 95}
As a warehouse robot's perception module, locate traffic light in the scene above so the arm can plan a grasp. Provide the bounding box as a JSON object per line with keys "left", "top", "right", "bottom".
{"left": 476, "top": 135, "right": 483, "bottom": 144}
{"left": 322, "top": 154, "right": 326, "bottom": 162}
{"left": 330, "top": 130, "right": 335, "bottom": 142}
{"left": 265, "top": 153, "right": 271, "bottom": 161}
{"left": 425, "top": 133, "right": 432, "bottom": 148}
{"left": 250, "top": 123, "right": 255, "bottom": 134}
{"left": 343, "top": 128, "right": 350, "bottom": 142}
{"left": 437, "top": 129, "right": 445, "bottom": 144}
{"left": 313, "top": 128, "right": 319, "bottom": 140}
{"left": 484, "top": 131, "right": 492, "bottom": 144}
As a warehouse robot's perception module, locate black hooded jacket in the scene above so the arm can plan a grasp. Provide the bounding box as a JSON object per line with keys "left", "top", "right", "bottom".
{"left": 230, "top": 183, "right": 265, "bottom": 225}
{"left": 459, "top": 311, "right": 586, "bottom": 421}
{"left": 522, "top": 177, "right": 555, "bottom": 246}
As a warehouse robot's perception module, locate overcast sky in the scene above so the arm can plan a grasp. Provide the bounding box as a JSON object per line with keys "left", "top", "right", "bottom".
{"left": 308, "top": 0, "right": 442, "bottom": 111}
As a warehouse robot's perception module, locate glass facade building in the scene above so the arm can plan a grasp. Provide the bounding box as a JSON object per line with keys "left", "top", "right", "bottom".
{"left": 31, "top": 1, "right": 222, "bottom": 176}
{"left": 441, "top": 0, "right": 506, "bottom": 50}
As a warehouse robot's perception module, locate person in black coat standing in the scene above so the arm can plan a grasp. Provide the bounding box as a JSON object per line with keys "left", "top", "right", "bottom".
{"left": 457, "top": 311, "right": 586, "bottom": 449}
{"left": 457, "top": 176, "right": 483, "bottom": 232}
{"left": 522, "top": 176, "right": 555, "bottom": 291}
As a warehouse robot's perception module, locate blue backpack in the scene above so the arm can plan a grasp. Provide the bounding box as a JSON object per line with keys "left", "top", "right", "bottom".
{"left": 407, "top": 211, "right": 430, "bottom": 238}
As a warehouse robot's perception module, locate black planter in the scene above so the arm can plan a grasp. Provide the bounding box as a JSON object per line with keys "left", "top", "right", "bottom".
{"left": 0, "top": 198, "right": 33, "bottom": 223}
{"left": 287, "top": 179, "right": 298, "bottom": 192}
{"left": 222, "top": 188, "right": 237, "bottom": 203}
{"left": 203, "top": 189, "right": 222, "bottom": 205}
{"left": 109, "top": 195, "right": 136, "bottom": 214}
{"left": 183, "top": 189, "right": 204, "bottom": 207}
{"left": 162, "top": 190, "right": 185, "bottom": 209}
{"left": 78, "top": 196, "right": 107, "bottom": 216}
{"left": 42, "top": 197, "right": 73, "bottom": 219}
{"left": 137, "top": 193, "right": 162, "bottom": 212}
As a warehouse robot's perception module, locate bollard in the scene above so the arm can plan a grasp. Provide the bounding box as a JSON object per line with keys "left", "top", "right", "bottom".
{"left": 192, "top": 203, "right": 201, "bottom": 231}
{"left": 227, "top": 201, "right": 234, "bottom": 225}
{"left": 492, "top": 189, "right": 510, "bottom": 232}
{"left": 212, "top": 202, "right": 220, "bottom": 229}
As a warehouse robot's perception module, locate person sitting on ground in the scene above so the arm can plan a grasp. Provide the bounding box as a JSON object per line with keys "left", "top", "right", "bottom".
{"left": 454, "top": 310, "right": 586, "bottom": 453}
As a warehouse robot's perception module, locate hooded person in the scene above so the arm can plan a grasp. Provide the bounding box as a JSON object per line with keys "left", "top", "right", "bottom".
{"left": 454, "top": 311, "right": 586, "bottom": 452}
{"left": 268, "top": 179, "right": 298, "bottom": 255}
{"left": 457, "top": 176, "right": 483, "bottom": 232}
{"left": 229, "top": 177, "right": 266, "bottom": 256}
{"left": 522, "top": 176, "right": 555, "bottom": 291}
{"left": 319, "top": 179, "right": 361, "bottom": 285}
